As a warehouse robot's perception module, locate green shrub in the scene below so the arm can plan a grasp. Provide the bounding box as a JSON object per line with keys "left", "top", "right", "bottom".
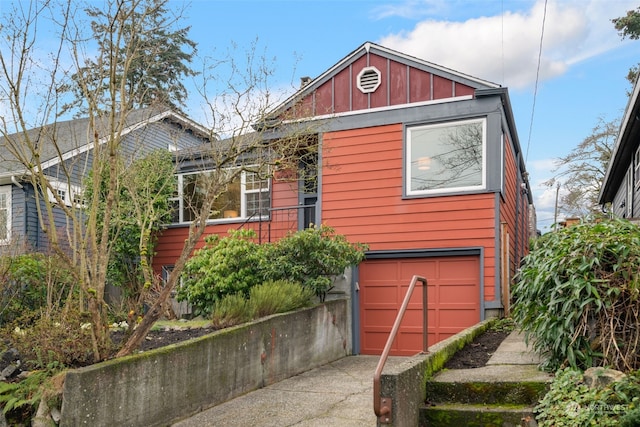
{"left": 249, "top": 280, "right": 314, "bottom": 318}
{"left": 512, "top": 219, "right": 640, "bottom": 372}
{"left": 261, "top": 225, "right": 367, "bottom": 300}
{"left": 179, "top": 225, "right": 368, "bottom": 315}
{"left": 0, "top": 253, "right": 75, "bottom": 325}
{"left": 211, "top": 293, "right": 253, "bottom": 328}
{"left": 5, "top": 308, "right": 108, "bottom": 370}
{"left": 178, "top": 229, "right": 265, "bottom": 316}
{"left": 535, "top": 368, "right": 640, "bottom": 426}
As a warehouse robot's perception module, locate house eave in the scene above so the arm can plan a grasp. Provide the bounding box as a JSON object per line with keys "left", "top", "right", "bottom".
{"left": 599, "top": 76, "right": 640, "bottom": 204}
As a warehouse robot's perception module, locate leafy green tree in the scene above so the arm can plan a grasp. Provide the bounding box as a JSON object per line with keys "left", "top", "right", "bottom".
{"left": 63, "top": 0, "right": 197, "bottom": 115}
{"left": 85, "top": 149, "right": 175, "bottom": 315}
{"left": 544, "top": 117, "right": 617, "bottom": 219}
{"left": 612, "top": 6, "right": 640, "bottom": 86}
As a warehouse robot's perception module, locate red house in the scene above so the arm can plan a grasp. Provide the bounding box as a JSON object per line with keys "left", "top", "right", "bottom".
{"left": 154, "top": 42, "right": 534, "bottom": 355}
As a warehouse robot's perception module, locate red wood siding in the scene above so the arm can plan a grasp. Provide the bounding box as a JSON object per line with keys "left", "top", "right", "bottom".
{"left": 389, "top": 61, "right": 408, "bottom": 105}
{"left": 333, "top": 67, "right": 350, "bottom": 113}
{"left": 153, "top": 176, "right": 299, "bottom": 273}
{"left": 283, "top": 52, "right": 476, "bottom": 120}
{"left": 368, "top": 53, "right": 388, "bottom": 109}
{"left": 322, "top": 124, "right": 497, "bottom": 302}
{"left": 409, "top": 67, "right": 432, "bottom": 102}
{"left": 352, "top": 55, "right": 369, "bottom": 111}
{"left": 500, "top": 133, "right": 528, "bottom": 280}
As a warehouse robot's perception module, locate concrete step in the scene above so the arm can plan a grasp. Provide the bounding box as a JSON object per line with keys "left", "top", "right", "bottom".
{"left": 419, "top": 402, "right": 537, "bottom": 427}
{"left": 426, "top": 365, "right": 552, "bottom": 405}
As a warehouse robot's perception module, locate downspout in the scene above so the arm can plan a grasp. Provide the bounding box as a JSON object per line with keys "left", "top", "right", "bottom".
{"left": 10, "top": 176, "right": 23, "bottom": 189}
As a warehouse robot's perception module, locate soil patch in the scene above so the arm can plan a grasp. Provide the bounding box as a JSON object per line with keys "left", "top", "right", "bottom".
{"left": 443, "top": 330, "right": 510, "bottom": 369}
{"left": 111, "top": 326, "right": 217, "bottom": 353}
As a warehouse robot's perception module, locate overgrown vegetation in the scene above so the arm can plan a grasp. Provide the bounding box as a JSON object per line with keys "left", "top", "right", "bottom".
{"left": 178, "top": 225, "right": 368, "bottom": 316}
{"left": 535, "top": 368, "right": 640, "bottom": 426}
{"left": 512, "top": 218, "right": 640, "bottom": 372}
{"left": 211, "top": 280, "right": 314, "bottom": 328}
{"left": 0, "top": 366, "right": 64, "bottom": 425}
{"left": 0, "top": 254, "right": 74, "bottom": 325}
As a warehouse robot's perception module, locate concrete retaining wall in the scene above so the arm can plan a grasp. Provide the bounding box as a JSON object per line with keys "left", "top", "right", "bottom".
{"left": 60, "top": 299, "right": 350, "bottom": 427}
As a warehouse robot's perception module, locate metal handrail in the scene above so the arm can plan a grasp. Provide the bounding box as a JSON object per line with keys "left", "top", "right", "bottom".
{"left": 373, "top": 275, "right": 428, "bottom": 424}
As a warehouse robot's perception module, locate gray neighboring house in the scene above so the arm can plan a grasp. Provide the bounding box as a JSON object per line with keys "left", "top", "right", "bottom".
{"left": 600, "top": 77, "right": 640, "bottom": 218}
{"left": 0, "top": 107, "right": 210, "bottom": 252}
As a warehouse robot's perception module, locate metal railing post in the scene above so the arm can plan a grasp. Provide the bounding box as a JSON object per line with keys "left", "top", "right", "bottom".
{"left": 373, "top": 275, "right": 428, "bottom": 424}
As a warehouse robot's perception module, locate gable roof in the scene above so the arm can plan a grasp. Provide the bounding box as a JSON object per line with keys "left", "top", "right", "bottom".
{"left": 0, "top": 107, "right": 211, "bottom": 180}
{"left": 599, "top": 77, "right": 640, "bottom": 204}
{"left": 266, "top": 41, "right": 500, "bottom": 123}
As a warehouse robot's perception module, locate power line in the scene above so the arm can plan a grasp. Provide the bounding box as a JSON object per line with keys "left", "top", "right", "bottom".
{"left": 525, "top": 0, "right": 548, "bottom": 162}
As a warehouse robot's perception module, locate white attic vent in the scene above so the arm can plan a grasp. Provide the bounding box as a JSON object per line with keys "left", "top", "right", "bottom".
{"left": 357, "top": 66, "right": 381, "bottom": 94}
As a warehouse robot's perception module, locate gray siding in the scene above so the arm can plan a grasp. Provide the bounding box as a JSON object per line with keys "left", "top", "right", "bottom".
{"left": 11, "top": 184, "right": 26, "bottom": 247}
{"left": 611, "top": 169, "right": 630, "bottom": 218}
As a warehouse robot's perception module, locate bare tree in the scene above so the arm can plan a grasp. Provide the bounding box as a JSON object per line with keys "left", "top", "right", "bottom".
{"left": 1, "top": 1, "right": 317, "bottom": 360}
{"left": 544, "top": 117, "right": 618, "bottom": 218}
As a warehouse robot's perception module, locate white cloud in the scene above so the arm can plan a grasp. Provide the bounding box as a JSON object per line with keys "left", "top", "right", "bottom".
{"left": 377, "top": 0, "right": 638, "bottom": 89}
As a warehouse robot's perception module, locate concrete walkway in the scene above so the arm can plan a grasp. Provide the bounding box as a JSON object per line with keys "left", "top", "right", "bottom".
{"left": 172, "top": 330, "right": 544, "bottom": 427}
{"left": 171, "top": 355, "right": 409, "bottom": 427}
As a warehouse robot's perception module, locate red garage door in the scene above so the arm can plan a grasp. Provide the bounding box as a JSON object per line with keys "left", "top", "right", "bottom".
{"left": 359, "top": 256, "right": 480, "bottom": 355}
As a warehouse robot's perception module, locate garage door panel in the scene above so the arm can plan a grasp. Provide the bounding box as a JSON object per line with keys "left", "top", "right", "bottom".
{"left": 360, "top": 255, "right": 480, "bottom": 355}
{"left": 362, "top": 286, "right": 399, "bottom": 304}
{"left": 438, "top": 285, "right": 479, "bottom": 304}
{"left": 438, "top": 309, "right": 479, "bottom": 328}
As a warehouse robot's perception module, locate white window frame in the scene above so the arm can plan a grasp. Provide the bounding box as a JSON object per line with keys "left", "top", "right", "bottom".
{"left": 0, "top": 186, "right": 11, "bottom": 244}
{"left": 171, "top": 167, "right": 270, "bottom": 224}
{"left": 406, "top": 117, "right": 487, "bottom": 196}
{"left": 47, "top": 180, "right": 83, "bottom": 207}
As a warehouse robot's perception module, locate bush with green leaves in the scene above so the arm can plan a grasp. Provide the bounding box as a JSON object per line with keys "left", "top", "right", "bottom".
{"left": 512, "top": 219, "right": 640, "bottom": 372}
{"left": 210, "top": 280, "right": 314, "bottom": 328}
{"left": 249, "top": 280, "right": 314, "bottom": 318}
{"left": 261, "top": 225, "right": 368, "bottom": 300}
{"left": 177, "top": 229, "right": 265, "bottom": 316}
{"left": 178, "top": 225, "right": 367, "bottom": 316}
{"left": 210, "top": 293, "right": 253, "bottom": 328}
{"left": 0, "top": 253, "right": 75, "bottom": 325}
{"left": 5, "top": 307, "right": 108, "bottom": 370}
{"left": 535, "top": 367, "right": 640, "bottom": 426}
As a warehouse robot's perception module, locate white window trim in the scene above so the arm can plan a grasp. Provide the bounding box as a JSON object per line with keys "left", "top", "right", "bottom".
{"left": 47, "top": 180, "right": 83, "bottom": 207}
{"left": 0, "top": 186, "right": 11, "bottom": 244}
{"left": 172, "top": 167, "right": 270, "bottom": 224}
{"left": 405, "top": 117, "right": 487, "bottom": 196}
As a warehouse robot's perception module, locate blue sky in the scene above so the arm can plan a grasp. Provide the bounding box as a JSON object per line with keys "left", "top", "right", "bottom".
{"left": 3, "top": 0, "right": 640, "bottom": 232}
{"left": 180, "top": 0, "right": 640, "bottom": 232}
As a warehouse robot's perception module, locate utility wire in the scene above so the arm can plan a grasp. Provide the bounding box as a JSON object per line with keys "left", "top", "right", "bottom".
{"left": 526, "top": 0, "right": 548, "bottom": 162}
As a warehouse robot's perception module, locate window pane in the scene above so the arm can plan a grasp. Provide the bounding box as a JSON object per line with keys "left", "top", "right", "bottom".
{"left": 211, "top": 176, "right": 241, "bottom": 219}
{"left": 245, "top": 171, "right": 268, "bottom": 191}
{"left": 409, "top": 120, "right": 484, "bottom": 193}
{"left": 182, "top": 173, "right": 204, "bottom": 222}
{"left": 246, "top": 190, "right": 270, "bottom": 217}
